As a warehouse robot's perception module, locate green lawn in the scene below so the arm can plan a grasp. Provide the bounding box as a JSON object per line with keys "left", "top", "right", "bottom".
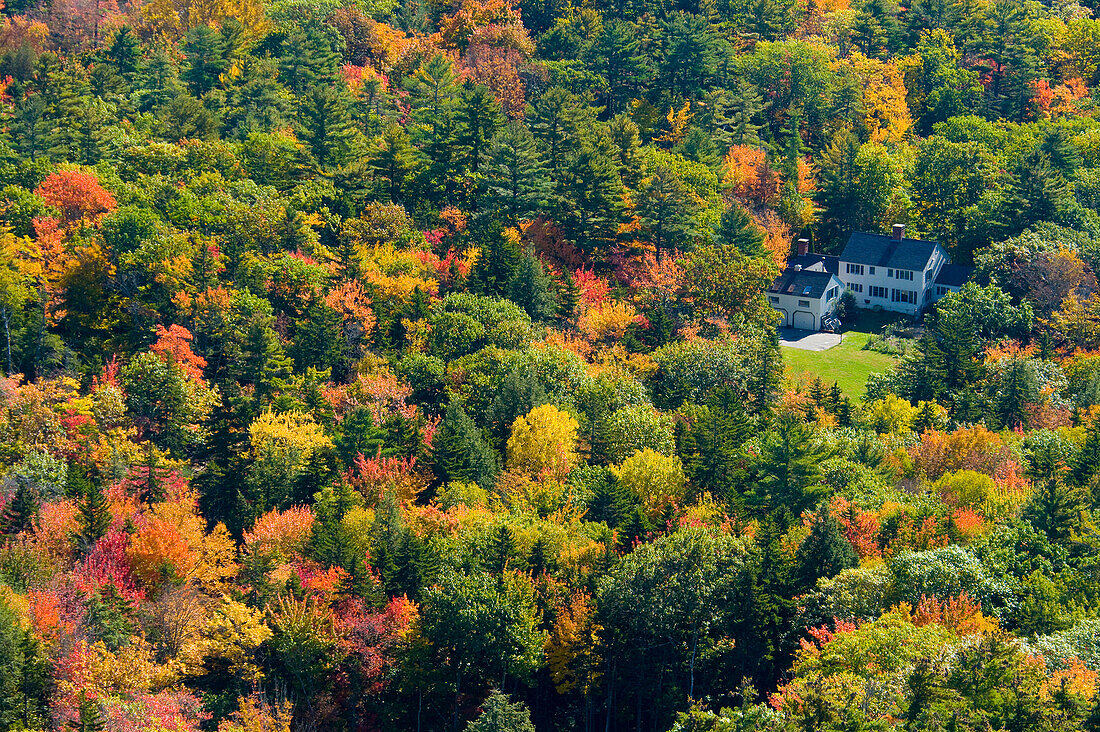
{"left": 781, "top": 330, "right": 899, "bottom": 400}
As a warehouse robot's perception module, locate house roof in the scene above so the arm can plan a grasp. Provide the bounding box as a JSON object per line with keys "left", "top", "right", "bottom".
{"left": 787, "top": 253, "right": 839, "bottom": 275}
{"left": 934, "top": 263, "right": 972, "bottom": 288}
{"left": 841, "top": 232, "right": 940, "bottom": 271}
{"left": 769, "top": 267, "right": 840, "bottom": 300}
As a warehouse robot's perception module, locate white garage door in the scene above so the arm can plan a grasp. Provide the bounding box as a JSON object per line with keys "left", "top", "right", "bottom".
{"left": 793, "top": 311, "right": 816, "bottom": 331}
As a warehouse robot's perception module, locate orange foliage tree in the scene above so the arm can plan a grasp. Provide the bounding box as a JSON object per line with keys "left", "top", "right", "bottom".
{"left": 34, "top": 170, "right": 117, "bottom": 228}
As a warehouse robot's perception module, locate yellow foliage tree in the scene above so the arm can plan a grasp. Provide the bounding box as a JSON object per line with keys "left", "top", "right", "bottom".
{"left": 218, "top": 695, "right": 292, "bottom": 732}
{"left": 613, "top": 448, "right": 686, "bottom": 520}
{"left": 546, "top": 592, "right": 602, "bottom": 696}
{"left": 833, "top": 52, "right": 913, "bottom": 143}
{"left": 190, "top": 597, "right": 272, "bottom": 683}
{"left": 139, "top": 0, "right": 268, "bottom": 41}
{"left": 506, "top": 404, "right": 579, "bottom": 481}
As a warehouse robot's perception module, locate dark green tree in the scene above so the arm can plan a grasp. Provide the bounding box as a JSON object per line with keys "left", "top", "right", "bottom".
{"left": 299, "top": 85, "right": 355, "bottom": 172}
{"left": 76, "top": 478, "right": 111, "bottom": 552}
{"left": 751, "top": 413, "right": 832, "bottom": 521}
{"left": 507, "top": 249, "right": 558, "bottom": 322}
{"left": 483, "top": 121, "right": 550, "bottom": 222}
{"left": 715, "top": 202, "right": 765, "bottom": 257}
{"left": 1, "top": 482, "right": 38, "bottom": 535}
{"left": 457, "top": 81, "right": 503, "bottom": 176}
{"left": 432, "top": 399, "right": 500, "bottom": 488}
{"left": 638, "top": 163, "right": 699, "bottom": 257}
{"left": 181, "top": 25, "right": 226, "bottom": 97}
{"left": 794, "top": 502, "right": 858, "bottom": 592}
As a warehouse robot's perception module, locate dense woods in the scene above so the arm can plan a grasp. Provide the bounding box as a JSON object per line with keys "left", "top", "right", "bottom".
{"left": 2, "top": 0, "right": 1100, "bottom": 729}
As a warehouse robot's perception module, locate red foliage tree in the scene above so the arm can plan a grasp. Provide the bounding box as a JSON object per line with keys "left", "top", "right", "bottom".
{"left": 33, "top": 170, "right": 117, "bottom": 227}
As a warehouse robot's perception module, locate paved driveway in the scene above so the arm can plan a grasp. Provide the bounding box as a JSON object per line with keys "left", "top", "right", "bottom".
{"left": 778, "top": 328, "right": 842, "bottom": 351}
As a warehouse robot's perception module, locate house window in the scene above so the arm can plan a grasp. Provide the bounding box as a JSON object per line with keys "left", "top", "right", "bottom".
{"left": 887, "top": 269, "right": 893, "bottom": 277}
{"left": 869, "top": 267, "right": 875, "bottom": 275}
{"left": 769, "top": 295, "right": 780, "bottom": 303}
{"left": 849, "top": 283, "right": 864, "bottom": 293}
{"left": 936, "top": 286, "right": 948, "bottom": 296}
{"left": 869, "top": 286, "right": 887, "bottom": 298}
{"left": 798, "top": 300, "right": 810, "bottom": 307}
{"left": 827, "top": 287, "right": 838, "bottom": 300}
{"left": 845, "top": 263, "right": 864, "bottom": 275}
{"left": 895, "top": 269, "right": 914, "bottom": 281}
{"left": 891, "top": 289, "right": 917, "bottom": 304}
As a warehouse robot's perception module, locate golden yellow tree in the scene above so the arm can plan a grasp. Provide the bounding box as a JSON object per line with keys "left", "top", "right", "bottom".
{"left": 506, "top": 404, "right": 579, "bottom": 481}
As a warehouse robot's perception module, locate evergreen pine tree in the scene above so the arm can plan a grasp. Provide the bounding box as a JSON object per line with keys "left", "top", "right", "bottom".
{"left": 432, "top": 399, "right": 500, "bottom": 488}
{"left": 556, "top": 268, "right": 580, "bottom": 322}
{"left": 104, "top": 26, "right": 140, "bottom": 81}
{"left": 181, "top": 25, "right": 226, "bottom": 97}
{"left": 76, "top": 478, "right": 111, "bottom": 552}
{"left": 716, "top": 202, "right": 766, "bottom": 257}
{"left": 725, "top": 77, "right": 766, "bottom": 147}
{"left": 483, "top": 120, "right": 551, "bottom": 222}
{"left": 528, "top": 536, "right": 553, "bottom": 576}
{"left": 468, "top": 223, "right": 522, "bottom": 298}
{"left": 1072, "top": 420, "right": 1100, "bottom": 493}
{"left": 456, "top": 81, "right": 502, "bottom": 176}
{"left": 299, "top": 85, "right": 355, "bottom": 172}
{"left": 507, "top": 249, "right": 558, "bottom": 322}
{"left": 278, "top": 20, "right": 340, "bottom": 95}
{"left": 370, "top": 122, "right": 418, "bottom": 204}
{"left": 1, "top": 482, "right": 39, "bottom": 535}
{"left": 794, "top": 502, "right": 858, "bottom": 592}
{"left": 486, "top": 523, "right": 517, "bottom": 574}
{"left": 68, "top": 691, "right": 106, "bottom": 732}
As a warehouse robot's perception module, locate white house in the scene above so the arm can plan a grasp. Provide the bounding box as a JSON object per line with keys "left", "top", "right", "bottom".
{"left": 769, "top": 226, "right": 973, "bottom": 330}
{"left": 767, "top": 252, "right": 845, "bottom": 331}
{"left": 837, "top": 225, "right": 950, "bottom": 315}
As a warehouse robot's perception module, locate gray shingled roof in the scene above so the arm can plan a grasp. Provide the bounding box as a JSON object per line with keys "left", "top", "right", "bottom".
{"left": 841, "top": 232, "right": 939, "bottom": 271}
{"left": 787, "top": 254, "right": 840, "bottom": 275}
{"left": 934, "top": 263, "right": 972, "bottom": 288}
{"left": 769, "top": 268, "right": 838, "bottom": 300}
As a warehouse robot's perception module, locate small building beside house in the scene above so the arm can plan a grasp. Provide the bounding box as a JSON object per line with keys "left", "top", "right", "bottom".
{"left": 932, "top": 263, "right": 973, "bottom": 301}
{"left": 768, "top": 252, "right": 845, "bottom": 331}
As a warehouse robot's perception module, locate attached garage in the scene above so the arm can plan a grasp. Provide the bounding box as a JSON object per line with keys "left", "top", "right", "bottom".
{"left": 792, "top": 311, "right": 816, "bottom": 330}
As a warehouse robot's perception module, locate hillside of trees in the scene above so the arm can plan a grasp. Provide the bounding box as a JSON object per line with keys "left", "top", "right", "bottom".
{"left": 2, "top": 0, "right": 1100, "bottom": 729}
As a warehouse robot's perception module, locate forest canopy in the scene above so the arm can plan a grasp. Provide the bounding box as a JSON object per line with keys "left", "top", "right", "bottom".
{"left": 2, "top": 0, "right": 1100, "bottom": 729}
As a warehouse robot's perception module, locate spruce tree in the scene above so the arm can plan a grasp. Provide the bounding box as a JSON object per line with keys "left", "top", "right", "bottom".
{"left": 794, "top": 502, "right": 858, "bottom": 592}
{"left": 507, "top": 250, "right": 558, "bottom": 322}
{"left": 104, "top": 26, "right": 140, "bottom": 81}
{"left": 432, "top": 399, "right": 499, "bottom": 488}
{"left": 76, "top": 478, "right": 110, "bottom": 552}
{"left": 1072, "top": 420, "right": 1100, "bottom": 492}
{"left": 181, "top": 25, "right": 226, "bottom": 97}
{"left": 1, "top": 483, "right": 39, "bottom": 535}
{"left": 299, "top": 85, "right": 355, "bottom": 172}
{"left": 556, "top": 268, "right": 580, "bottom": 322}
{"left": 370, "top": 122, "right": 418, "bottom": 204}
{"left": 456, "top": 81, "right": 502, "bottom": 176}
{"left": 468, "top": 223, "right": 521, "bottom": 298}
{"left": 716, "top": 202, "right": 766, "bottom": 257}
{"left": 483, "top": 120, "right": 551, "bottom": 222}
{"left": 68, "top": 691, "right": 105, "bottom": 732}
{"left": 486, "top": 524, "right": 517, "bottom": 574}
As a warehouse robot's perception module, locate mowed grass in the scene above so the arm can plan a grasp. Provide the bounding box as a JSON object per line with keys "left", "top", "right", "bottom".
{"left": 782, "top": 330, "right": 899, "bottom": 400}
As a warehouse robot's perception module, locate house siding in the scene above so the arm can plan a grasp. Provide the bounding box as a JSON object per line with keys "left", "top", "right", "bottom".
{"left": 839, "top": 243, "right": 948, "bottom": 316}
{"left": 769, "top": 275, "right": 844, "bottom": 331}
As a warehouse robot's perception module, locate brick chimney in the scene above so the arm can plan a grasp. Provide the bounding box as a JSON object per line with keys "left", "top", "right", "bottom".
{"left": 892, "top": 224, "right": 905, "bottom": 241}
{"left": 797, "top": 238, "right": 809, "bottom": 257}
